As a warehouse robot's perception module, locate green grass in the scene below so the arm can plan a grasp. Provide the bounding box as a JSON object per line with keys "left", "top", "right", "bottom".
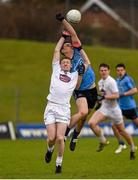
{"left": 0, "top": 137, "right": 138, "bottom": 179}
{"left": 0, "top": 39, "right": 138, "bottom": 123}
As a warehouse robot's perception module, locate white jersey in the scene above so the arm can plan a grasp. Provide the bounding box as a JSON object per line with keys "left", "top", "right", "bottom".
{"left": 47, "top": 60, "right": 78, "bottom": 107}
{"left": 98, "top": 75, "right": 119, "bottom": 108}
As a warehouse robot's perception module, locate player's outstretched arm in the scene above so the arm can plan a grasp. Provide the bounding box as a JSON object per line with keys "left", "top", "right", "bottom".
{"left": 56, "top": 13, "right": 81, "bottom": 45}
{"left": 80, "top": 49, "right": 91, "bottom": 66}
{"left": 62, "top": 19, "right": 81, "bottom": 44}
{"left": 53, "top": 37, "right": 65, "bottom": 63}
{"left": 75, "top": 76, "right": 82, "bottom": 90}
{"left": 75, "top": 62, "right": 85, "bottom": 89}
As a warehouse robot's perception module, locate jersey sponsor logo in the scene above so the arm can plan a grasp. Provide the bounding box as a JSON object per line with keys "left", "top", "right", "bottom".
{"left": 59, "top": 74, "right": 71, "bottom": 83}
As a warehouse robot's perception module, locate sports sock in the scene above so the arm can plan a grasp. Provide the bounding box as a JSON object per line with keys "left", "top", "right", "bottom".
{"left": 65, "top": 127, "right": 71, "bottom": 137}
{"left": 99, "top": 129, "right": 106, "bottom": 143}
{"left": 48, "top": 145, "right": 54, "bottom": 152}
{"left": 56, "top": 156, "right": 63, "bottom": 166}
{"left": 72, "top": 129, "right": 80, "bottom": 140}
{"left": 130, "top": 143, "right": 135, "bottom": 152}
{"left": 118, "top": 139, "right": 125, "bottom": 145}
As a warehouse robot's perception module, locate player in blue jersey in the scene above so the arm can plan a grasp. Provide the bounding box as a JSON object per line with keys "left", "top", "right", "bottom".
{"left": 112, "top": 63, "right": 138, "bottom": 154}
{"left": 56, "top": 13, "right": 97, "bottom": 151}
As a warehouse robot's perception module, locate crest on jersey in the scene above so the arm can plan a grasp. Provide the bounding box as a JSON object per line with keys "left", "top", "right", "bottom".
{"left": 59, "top": 74, "right": 71, "bottom": 83}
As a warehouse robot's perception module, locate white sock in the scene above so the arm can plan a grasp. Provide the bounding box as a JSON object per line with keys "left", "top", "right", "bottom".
{"left": 48, "top": 145, "right": 54, "bottom": 152}
{"left": 64, "top": 136, "right": 67, "bottom": 142}
{"left": 56, "top": 156, "right": 63, "bottom": 166}
{"left": 99, "top": 129, "right": 106, "bottom": 143}
{"left": 130, "top": 143, "right": 135, "bottom": 152}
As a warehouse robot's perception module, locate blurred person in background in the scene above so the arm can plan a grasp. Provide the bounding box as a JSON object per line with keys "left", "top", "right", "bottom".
{"left": 88, "top": 63, "right": 136, "bottom": 160}
{"left": 112, "top": 63, "right": 138, "bottom": 154}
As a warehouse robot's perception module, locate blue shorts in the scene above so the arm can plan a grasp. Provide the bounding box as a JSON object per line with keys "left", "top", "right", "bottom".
{"left": 122, "top": 108, "right": 138, "bottom": 120}
{"left": 73, "top": 87, "right": 97, "bottom": 109}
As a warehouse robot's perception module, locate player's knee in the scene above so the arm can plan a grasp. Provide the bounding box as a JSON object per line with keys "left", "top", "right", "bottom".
{"left": 112, "top": 124, "right": 116, "bottom": 131}
{"left": 48, "top": 136, "right": 56, "bottom": 143}
{"left": 111, "top": 124, "right": 114, "bottom": 128}
{"left": 79, "top": 110, "right": 88, "bottom": 118}
{"left": 118, "top": 128, "right": 125, "bottom": 135}
{"left": 88, "top": 120, "right": 96, "bottom": 128}
{"left": 56, "top": 135, "right": 64, "bottom": 143}
{"left": 134, "top": 118, "right": 138, "bottom": 127}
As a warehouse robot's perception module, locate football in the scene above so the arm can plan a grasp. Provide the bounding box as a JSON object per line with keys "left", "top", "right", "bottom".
{"left": 66, "top": 9, "right": 81, "bottom": 23}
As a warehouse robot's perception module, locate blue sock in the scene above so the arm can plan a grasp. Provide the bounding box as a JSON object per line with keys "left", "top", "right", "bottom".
{"left": 72, "top": 129, "right": 80, "bottom": 139}
{"left": 118, "top": 139, "right": 125, "bottom": 145}
{"left": 65, "top": 127, "right": 71, "bottom": 137}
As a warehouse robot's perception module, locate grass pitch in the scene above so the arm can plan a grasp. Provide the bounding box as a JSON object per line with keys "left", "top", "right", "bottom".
{"left": 0, "top": 40, "right": 138, "bottom": 178}
{"left": 0, "top": 40, "right": 138, "bottom": 123}
{"left": 0, "top": 137, "right": 138, "bottom": 179}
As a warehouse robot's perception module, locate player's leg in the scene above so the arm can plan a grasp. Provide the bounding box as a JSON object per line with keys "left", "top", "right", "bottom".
{"left": 69, "top": 115, "right": 87, "bottom": 151}
{"left": 72, "top": 114, "right": 88, "bottom": 139}
{"left": 89, "top": 111, "right": 105, "bottom": 137}
{"left": 88, "top": 111, "right": 109, "bottom": 152}
{"left": 123, "top": 108, "right": 138, "bottom": 151}
{"left": 122, "top": 108, "right": 138, "bottom": 127}
{"left": 69, "top": 88, "right": 97, "bottom": 151}
{"left": 113, "top": 107, "right": 138, "bottom": 154}
{"left": 112, "top": 108, "right": 138, "bottom": 154}
{"left": 69, "top": 98, "right": 88, "bottom": 150}
{"left": 65, "top": 88, "right": 97, "bottom": 138}
{"left": 112, "top": 123, "right": 127, "bottom": 154}
{"left": 45, "top": 123, "right": 56, "bottom": 163}
{"left": 67, "top": 88, "right": 97, "bottom": 151}
{"left": 133, "top": 117, "right": 138, "bottom": 127}
{"left": 44, "top": 103, "right": 56, "bottom": 163}
{"left": 129, "top": 108, "right": 138, "bottom": 127}
{"left": 65, "top": 97, "right": 88, "bottom": 138}
{"left": 114, "top": 122, "right": 136, "bottom": 159}
{"left": 66, "top": 97, "right": 88, "bottom": 151}
{"left": 56, "top": 122, "right": 68, "bottom": 173}
{"left": 111, "top": 107, "right": 136, "bottom": 159}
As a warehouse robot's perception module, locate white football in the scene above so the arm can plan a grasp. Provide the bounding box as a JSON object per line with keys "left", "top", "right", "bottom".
{"left": 66, "top": 9, "right": 81, "bottom": 23}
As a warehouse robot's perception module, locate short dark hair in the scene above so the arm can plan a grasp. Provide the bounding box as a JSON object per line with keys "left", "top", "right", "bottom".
{"left": 60, "top": 56, "right": 71, "bottom": 64}
{"left": 64, "top": 36, "right": 72, "bottom": 44}
{"left": 60, "top": 42, "right": 73, "bottom": 55}
{"left": 99, "top": 63, "right": 110, "bottom": 70}
{"left": 116, "top": 63, "right": 126, "bottom": 69}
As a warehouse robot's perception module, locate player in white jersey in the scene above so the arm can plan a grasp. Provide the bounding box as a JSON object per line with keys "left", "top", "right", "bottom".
{"left": 44, "top": 37, "right": 85, "bottom": 173}
{"left": 88, "top": 63, "right": 136, "bottom": 160}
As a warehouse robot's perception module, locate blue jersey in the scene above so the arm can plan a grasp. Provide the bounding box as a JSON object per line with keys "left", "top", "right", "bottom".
{"left": 71, "top": 48, "right": 95, "bottom": 90}
{"left": 116, "top": 74, "right": 137, "bottom": 110}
